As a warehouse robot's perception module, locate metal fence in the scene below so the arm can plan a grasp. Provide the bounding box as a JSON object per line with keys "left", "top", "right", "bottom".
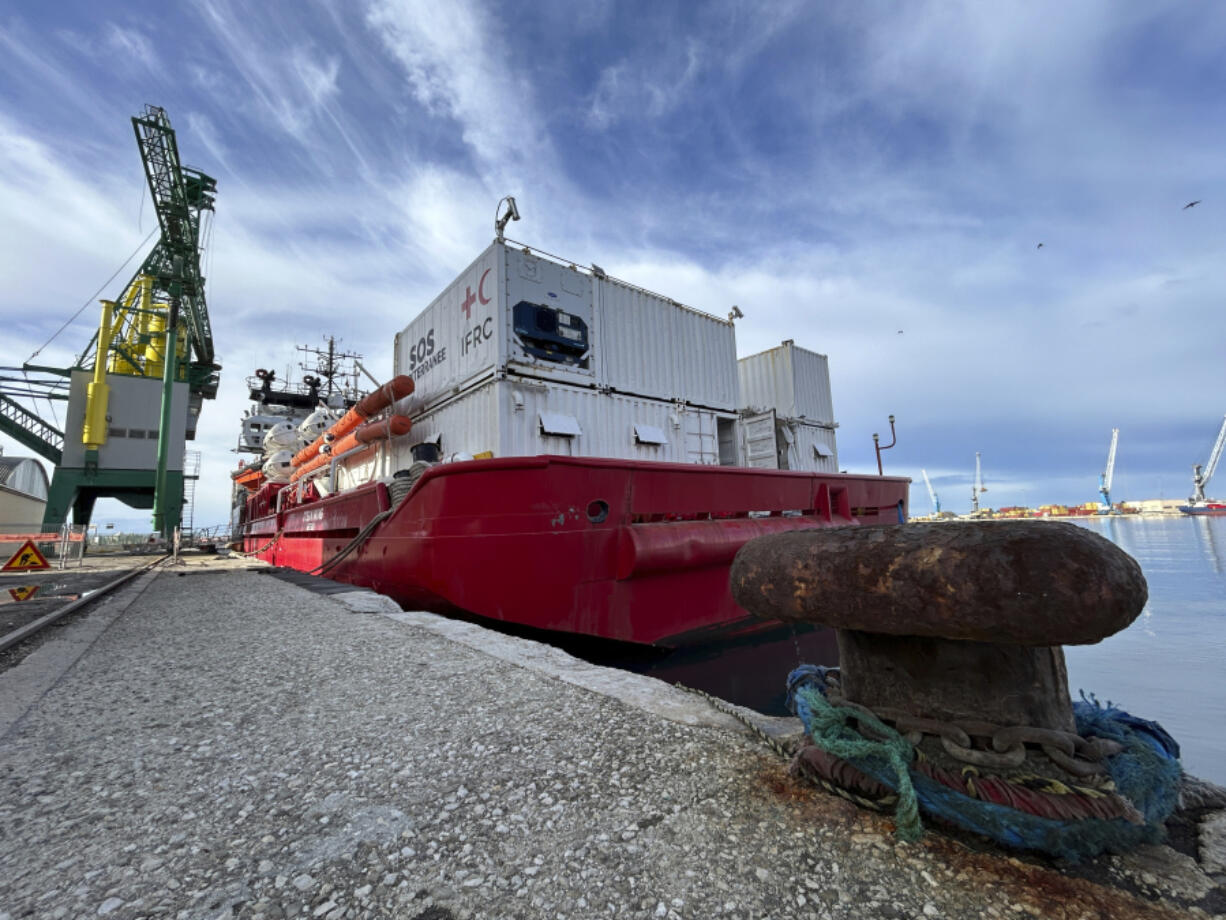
{"left": 0, "top": 523, "right": 87, "bottom": 570}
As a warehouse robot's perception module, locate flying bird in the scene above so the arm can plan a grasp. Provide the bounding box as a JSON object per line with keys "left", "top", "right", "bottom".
{"left": 1036, "top": 242, "right": 1044, "bottom": 249}
{"left": 897, "top": 330, "right": 904, "bottom": 335}
{"left": 1183, "top": 200, "right": 1201, "bottom": 210}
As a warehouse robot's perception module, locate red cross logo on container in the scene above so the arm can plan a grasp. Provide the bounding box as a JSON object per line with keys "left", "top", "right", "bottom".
{"left": 460, "top": 269, "right": 493, "bottom": 319}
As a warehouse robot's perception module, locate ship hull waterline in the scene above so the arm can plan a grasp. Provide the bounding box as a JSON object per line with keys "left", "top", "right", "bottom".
{"left": 1178, "top": 503, "right": 1226, "bottom": 516}
{"left": 241, "top": 455, "right": 910, "bottom": 648}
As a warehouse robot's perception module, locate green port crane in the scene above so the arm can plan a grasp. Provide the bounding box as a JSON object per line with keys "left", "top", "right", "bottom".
{"left": 0, "top": 105, "right": 219, "bottom": 537}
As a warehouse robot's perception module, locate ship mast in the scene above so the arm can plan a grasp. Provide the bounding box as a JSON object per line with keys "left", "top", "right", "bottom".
{"left": 297, "top": 337, "right": 361, "bottom": 403}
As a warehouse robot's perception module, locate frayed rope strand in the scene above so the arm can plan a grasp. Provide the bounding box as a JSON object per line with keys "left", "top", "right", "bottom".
{"left": 794, "top": 686, "right": 923, "bottom": 841}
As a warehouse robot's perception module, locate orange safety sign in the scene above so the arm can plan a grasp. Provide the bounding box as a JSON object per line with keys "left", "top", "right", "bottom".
{"left": 7, "top": 584, "right": 40, "bottom": 602}
{"left": 2, "top": 540, "right": 51, "bottom": 572}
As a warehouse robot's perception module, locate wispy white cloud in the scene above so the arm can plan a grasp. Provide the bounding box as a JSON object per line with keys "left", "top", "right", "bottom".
{"left": 365, "top": 0, "right": 552, "bottom": 176}
{"left": 103, "top": 23, "right": 163, "bottom": 72}
{"left": 587, "top": 39, "right": 705, "bottom": 130}
{"left": 0, "top": 115, "right": 146, "bottom": 291}
{"left": 191, "top": 0, "right": 364, "bottom": 176}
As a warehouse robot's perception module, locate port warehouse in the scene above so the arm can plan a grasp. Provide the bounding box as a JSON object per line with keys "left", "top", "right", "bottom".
{"left": 0, "top": 456, "right": 49, "bottom": 526}
{"left": 325, "top": 240, "right": 843, "bottom": 484}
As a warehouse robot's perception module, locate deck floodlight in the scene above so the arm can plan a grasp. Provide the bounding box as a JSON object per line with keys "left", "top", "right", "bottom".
{"left": 495, "top": 196, "right": 521, "bottom": 240}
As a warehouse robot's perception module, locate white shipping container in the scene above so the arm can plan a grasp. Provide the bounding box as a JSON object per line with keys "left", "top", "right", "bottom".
{"left": 394, "top": 242, "right": 739, "bottom": 416}
{"left": 390, "top": 374, "right": 739, "bottom": 470}
{"left": 595, "top": 275, "right": 739, "bottom": 411}
{"left": 738, "top": 340, "right": 836, "bottom": 425}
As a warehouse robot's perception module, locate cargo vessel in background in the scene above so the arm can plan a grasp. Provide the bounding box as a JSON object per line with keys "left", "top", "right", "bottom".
{"left": 233, "top": 203, "right": 909, "bottom": 647}
{"left": 1179, "top": 415, "right": 1226, "bottom": 517}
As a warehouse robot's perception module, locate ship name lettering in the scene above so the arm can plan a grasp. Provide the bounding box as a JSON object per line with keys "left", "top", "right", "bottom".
{"left": 413, "top": 347, "right": 447, "bottom": 379}
{"left": 408, "top": 329, "right": 436, "bottom": 371}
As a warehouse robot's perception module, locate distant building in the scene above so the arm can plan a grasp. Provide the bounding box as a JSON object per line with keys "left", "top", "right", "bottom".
{"left": 1124, "top": 499, "right": 1183, "bottom": 515}
{"left": 0, "top": 454, "right": 50, "bottom": 528}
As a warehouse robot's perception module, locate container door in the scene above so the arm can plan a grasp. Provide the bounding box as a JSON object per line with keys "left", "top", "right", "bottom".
{"left": 740, "top": 410, "right": 778, "bottom": 469}
{"left": 683, "top": 409, "right": 719, "bottom": 465}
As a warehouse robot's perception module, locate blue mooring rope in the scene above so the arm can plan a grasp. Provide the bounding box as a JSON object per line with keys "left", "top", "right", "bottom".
{"left": 785, "top": 666, "right": 1183, "bottom": 862}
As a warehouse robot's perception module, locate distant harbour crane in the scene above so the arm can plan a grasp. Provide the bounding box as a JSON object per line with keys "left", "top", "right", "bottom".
{"left": 1098, "top": 428, "right": 1119, "bottom": 514}
{"left": 1189, "top": 415, "right": 1226, "bottom": 504}
{"left": 971, "top": 452, "right": 988, "bottom": 515}
{"left": 921, "top": 468, "right": 941, "bottom": 516}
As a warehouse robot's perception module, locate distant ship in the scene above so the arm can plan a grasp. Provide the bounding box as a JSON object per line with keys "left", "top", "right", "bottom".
{"left": 1179, "top": 415, "right": 1226, "bottom": 518}
{"left": 1178, "top": 501, "right": 1226, "bottom": 517}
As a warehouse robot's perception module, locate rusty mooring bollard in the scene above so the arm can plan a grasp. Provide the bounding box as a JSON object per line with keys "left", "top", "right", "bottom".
{"left": 730, "top": 521, "right": 1147, "bottom": 736}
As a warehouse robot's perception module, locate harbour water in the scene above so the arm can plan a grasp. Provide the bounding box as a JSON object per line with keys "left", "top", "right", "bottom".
{"left": 1064, "top": 514, "right": 1226, "bottom": 785}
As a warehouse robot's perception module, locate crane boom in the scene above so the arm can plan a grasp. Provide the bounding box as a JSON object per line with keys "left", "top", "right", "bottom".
{"left": 1192, "top": 415, "right": 1226, "bottom": 501}
{"left": 131, "top": 105, "right": 218, "bottom": 369}
{"left": 921, "top": 469, "right": 940, "bottom": 515}
{"left": 1098, "top": 428, "right": 1119, "bottom": 511}
{"left": 971, "top": 452, "right": 987, "bottom": 514}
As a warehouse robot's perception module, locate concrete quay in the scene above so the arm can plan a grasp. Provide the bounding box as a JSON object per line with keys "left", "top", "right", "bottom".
{"left": 0, "top": 556, "right": 1222, "bottom": 920}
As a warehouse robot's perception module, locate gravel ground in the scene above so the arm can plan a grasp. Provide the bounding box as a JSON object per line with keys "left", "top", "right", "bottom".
{"left": 0, "top": 563, "right": 1221, "bottom": 920}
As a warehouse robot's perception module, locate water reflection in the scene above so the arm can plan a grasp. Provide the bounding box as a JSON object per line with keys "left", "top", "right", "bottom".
{"left": 1193, "top": 515, "right": 1224, "bottom": 573}
{"left": 1101, "top": 515, "right": 1124, "bottom": 554}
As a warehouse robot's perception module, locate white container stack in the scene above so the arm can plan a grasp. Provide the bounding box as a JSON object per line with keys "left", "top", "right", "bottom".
{"left": 379, "top": 241, "right": 839, "bottom": 476}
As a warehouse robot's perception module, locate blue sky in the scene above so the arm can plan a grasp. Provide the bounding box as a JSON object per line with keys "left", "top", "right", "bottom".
{"left": 1, "top": 1, "right": 1224, "bottom": 527}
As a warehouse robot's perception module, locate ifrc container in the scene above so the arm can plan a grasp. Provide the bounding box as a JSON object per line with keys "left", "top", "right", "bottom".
{"left": 393, "top": 242, "right": 739, "bottom": 416}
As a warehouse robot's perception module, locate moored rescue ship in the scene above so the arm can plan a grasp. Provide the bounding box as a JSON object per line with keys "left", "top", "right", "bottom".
{"left": 233, "top": 209, "right": 909, "bottom": 647}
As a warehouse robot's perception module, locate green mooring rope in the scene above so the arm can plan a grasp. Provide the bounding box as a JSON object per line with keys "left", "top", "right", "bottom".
{"left": 795, "top": 686, "right": 923, "bottom": 841}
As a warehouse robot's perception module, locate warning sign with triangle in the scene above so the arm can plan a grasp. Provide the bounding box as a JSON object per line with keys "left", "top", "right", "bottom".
{"left": 2, "top": 540, "right": 50, "bottom": 572}
{"left": 7, "top": 584, "right": 40, "bottom": 602}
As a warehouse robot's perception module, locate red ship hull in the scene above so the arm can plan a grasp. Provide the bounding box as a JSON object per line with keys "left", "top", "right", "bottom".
{"left": 241, "top": 455, "right": 909, "bottom": 647}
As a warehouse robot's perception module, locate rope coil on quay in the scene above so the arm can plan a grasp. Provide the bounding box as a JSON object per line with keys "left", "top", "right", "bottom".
{"left": 783, "top": 665, "right": 1182, "bottom": 862}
